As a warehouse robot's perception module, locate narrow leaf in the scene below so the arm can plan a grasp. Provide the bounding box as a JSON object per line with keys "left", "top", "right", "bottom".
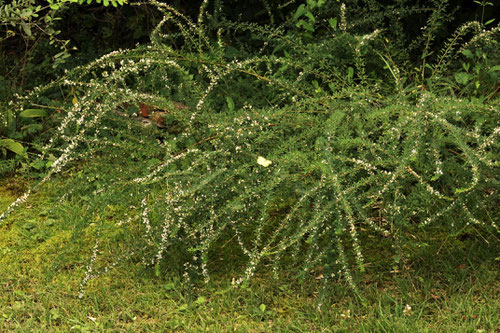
{"left": 0, "top": 139, "right": 25, "bottom": 155}
{"left": 19, "top": 109, "right": 47, "bottom": 118}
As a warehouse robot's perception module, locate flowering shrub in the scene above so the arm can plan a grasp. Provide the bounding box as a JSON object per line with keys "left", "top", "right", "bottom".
{"left": 0, "top": 1, "right": 498, "bottom": 301}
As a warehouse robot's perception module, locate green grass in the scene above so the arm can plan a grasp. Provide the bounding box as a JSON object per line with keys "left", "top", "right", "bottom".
{"left": 0, "top": 176, "right": 498, "bottom": 332}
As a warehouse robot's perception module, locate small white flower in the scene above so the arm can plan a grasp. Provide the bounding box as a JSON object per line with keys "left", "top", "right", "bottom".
{"left": 257, "top": 156, "right": 272, "bottom": 167}
{"left": 403, "top": 304, "right": 412, "bottom": 316}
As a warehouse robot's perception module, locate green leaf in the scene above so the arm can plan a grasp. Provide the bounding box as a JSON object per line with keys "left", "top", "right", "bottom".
{"left": 421, "top": 51, "right": 434, "bottom": 59}
{"left": 301, "top": 21, "right": 315, "bottom": 32}
{"left": 305, "top": 11, "right": 315, "bottom": 23}
{"left": 6, "top": 110, "right": 16, "bottom": 137}
{"left": 462, "top": 49, "right": 473, "bottom": 59}
{"left": 226, "top": 96, "right": 235, "bottom": 112}
{"left": 490, "top": 65, "right": 500, "bottom": 71}
{"left": 45, "top": 154, "right": 57, "bottom": 168}
{"left": 20, "top": 22, "right": 32, "bottom": 36}
{"left": 19, "top": 109, "right": 47, "bottom": 118}
{"left": 31, "top": 159, "right": 45, "bottom": 170}
{"left": 306, "top": 0, "right": 316, "bottom": 7}
{"left": 430, "top": 173, "right": 441, "bottom": 181}
{"left": 454, "top": 72, "right": 471, "bottom": 85}
{"left": 21, "top": 123, "right": 43, "bottom": 134}
{"left": 293, "top": 4, "right": 307, "bottom": 21}
{"left": 484, "top": 19, "right": 495, "bottom": 26}
{"left": 259, "top": 304, "right": 266, "bottom": 313}
{"left": 347, "top": 67, "right": 354, "bottom": 81}
{"left": 328, "top": 18, "right": 337, "bottom": 29}
{"left": 455, "top": 186, "right": 472, "bottom": 194}
{"left": 0, "top": 139, "right": 24, "bottom": 155}
{"left": 195, "top": 296, "right": 206, "bottom": 305}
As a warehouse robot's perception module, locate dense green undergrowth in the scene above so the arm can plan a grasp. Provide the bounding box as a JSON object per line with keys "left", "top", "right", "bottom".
{"left": 1, "top": 90, "right": 498, "bottom": 302}
{"left": 0, "top": 1, "right": 499, "bottom": 327}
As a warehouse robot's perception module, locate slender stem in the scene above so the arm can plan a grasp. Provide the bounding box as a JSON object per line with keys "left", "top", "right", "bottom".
{"left": 481, "top": 3, "right": 485, "bottom": 25}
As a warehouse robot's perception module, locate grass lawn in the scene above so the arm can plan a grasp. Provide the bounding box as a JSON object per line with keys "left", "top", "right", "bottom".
{"left": 0, "top": 177, "right": 498, "bottom": 332}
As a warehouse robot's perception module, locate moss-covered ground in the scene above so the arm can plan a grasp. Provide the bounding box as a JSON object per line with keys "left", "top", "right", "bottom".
{"left": 0, "top": 177, "right": 498, "bottom": 332}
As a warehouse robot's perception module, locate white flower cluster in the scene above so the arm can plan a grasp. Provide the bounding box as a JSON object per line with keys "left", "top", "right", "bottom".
{"left": 0, "top": 190, "right": 31, "bottom": 222}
